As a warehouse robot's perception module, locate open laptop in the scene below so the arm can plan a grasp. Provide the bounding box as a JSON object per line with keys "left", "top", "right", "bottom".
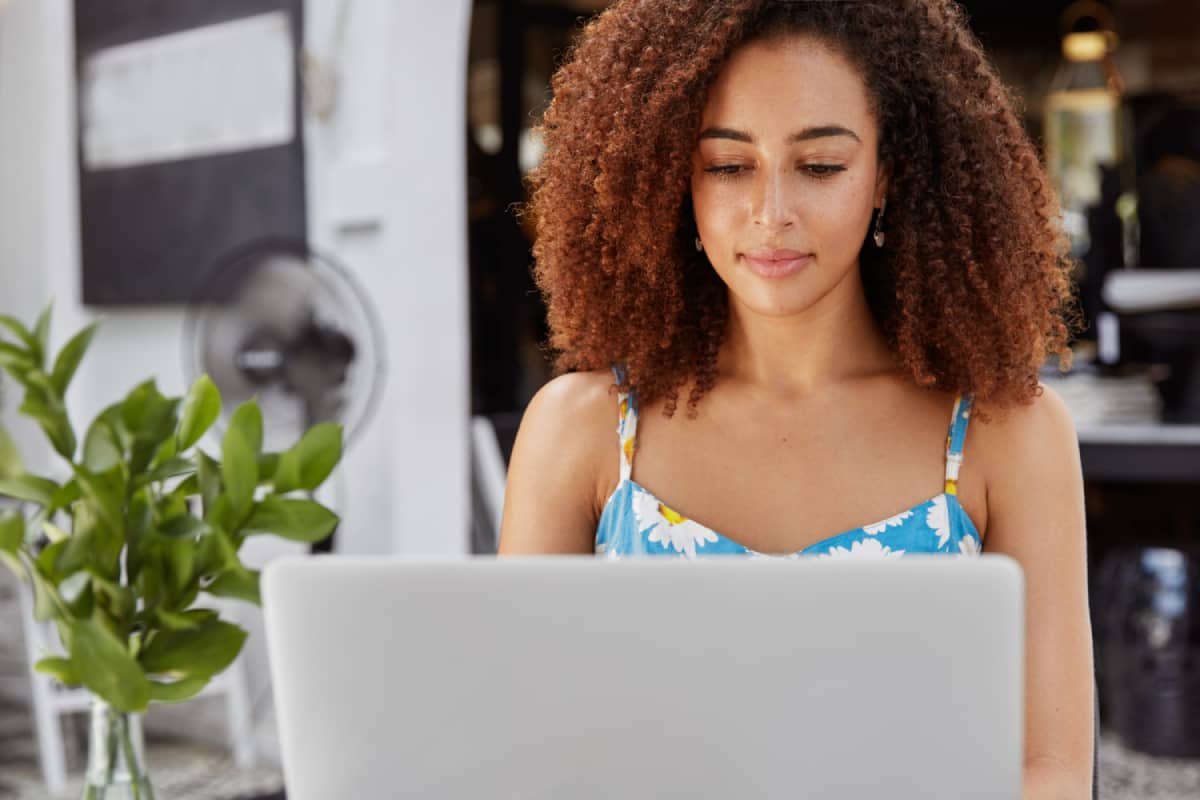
{"left": 262, "top": 555, "right": 1023, "bottom": 799}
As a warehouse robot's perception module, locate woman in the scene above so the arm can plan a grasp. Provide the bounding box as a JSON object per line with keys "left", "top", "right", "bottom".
{"left": 499, "top": 0, "right": 1093, "bottom": 795}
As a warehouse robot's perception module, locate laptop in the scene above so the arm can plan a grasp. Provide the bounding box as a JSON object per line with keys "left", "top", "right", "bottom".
{"left": 262, "top": 555, "right": 1023, "bottom": 799}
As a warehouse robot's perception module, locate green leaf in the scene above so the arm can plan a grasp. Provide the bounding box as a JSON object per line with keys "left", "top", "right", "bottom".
{"left": 0, "top": 314, "right": 38, "bottom": 352}
{"left": 157, "top": 491, "right": 188, "bottom": 520}
{"left": 0, "top": 424, "right": 24, "bottom": 480}
{"left": 47, "top": 479, "right": 81, "bottom": 516}
{"left": 128, "top": 489, "right": 153, "bottom": 545}
{"left": 243, "top": 496, "right": 339, "bottom": 543}
{"left": 228, "top": 401, "right": 263, "bottom": 454}
{"left": 171, "top": 474, "right": 200, "bottom": 499}
{"left": 24, "top": 555, "right": 66, "bottom": 621}
{"left": 137, "top": 555, "right": 164, "bottom": 610}
{"left": 72, "top": 466, "right": 123, "bottom": 536}
{"left": 52, "top": 525, "right": 93, "bottom": 580}
{"left": 90, "top": 574, "right": 134, "bottom": 621}
{"left": 49, "top": 322, "right": 98, "bottom": 395}
{"left": 134, "top": 457, "right": 195, "bottom": 489}
{"left": 41, "top": 520, "right": 69, "bottom": 543}
{"left": 120, "top": 379, "right": 169, "bottom": 436}
{"left": 82, "top": 416, "right": 123, "bottom": 473}
{"left": 211, "top": 526, "right": 240, "bottom": 569}
{"left": 58, "top": 571, "right": 90, "bottom": 604}
{"left": 205, "top": 568, "right": 261, "bottom": 605}
{"left": 121, "top": 382, "right": 179, "bottom": 474}
{"left": 196, "top": 451, "right": 221, "bottom": 513}
{"left": 158, "top": 536, "right": 195, "bottom": 602}
{"left": 0, "top": 474, "right": 61, "bottom": 506}
{"left": 195, "top": 526, "right": 239, "bottom": 577}
{"left": 0, "top": 511, "right": 22, "bottom": 554}
{"left": 140, "top": 617, "right": 247, "bottom": 680}
{"left": 70, "top": 615, "right": 150, "bottom": 712}
{"left": 148, "top": 676, "right": 210, "bottom": 704}
{"left": 154, "top": 607, "right": 216, "bottom": 631}
{"left": 203, "top": 495, "right": 234, "bottom": 534}
{"left": 31, "top": 304, "right": 51, "bottom": 369}
{"left": 293, "top": 422, "right": 342, "bottom": 491}
{"left": 0, "top": 551, "right": 26, "bottom": 579}
{"left": 272, "top": 453, "right": 300, "bottom": 494}
{"left": 35, "top": 656, "right": 81, "bottom": 687}
{"left": 0, "top": 342, "right": 34, "bottom": 372}
{"left": 56, "top": 510, "right": 122, "bottom": 582}
{"left": 221, "top": 407, "right": 259, "bottom": 522}
{"left": 30, "top": 570, "right": 60, "bottom": 620}
{"left": 159, "top": 515, "right": 209, "bottom": 540}
{"left": 36, "top": 538, "right": 68, "bottom": 577}
{"left": 177, "top": 375, "right": 221, "bottom": 451}
{"left": 257, "top": 452, "right": 281, "bottom": 485}
{"left": 19, "top": 393, "right": 75, "bottom": 460}
{"left": 151, "top": 435, "right": 178, "bottom": 469}
{"left": 65, "top": 587, "right": 94, "bottom": 619}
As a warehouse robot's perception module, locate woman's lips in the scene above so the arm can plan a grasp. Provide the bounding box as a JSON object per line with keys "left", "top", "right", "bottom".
{"left": 741, "top": 249, "right": 813, "bottom": 279}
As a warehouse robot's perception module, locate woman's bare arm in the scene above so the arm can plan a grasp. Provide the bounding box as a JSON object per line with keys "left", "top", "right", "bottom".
{"left": 977, "top": 385, "right": 1094, "bottom": 799}
{"left": 498, "top": 371, "right": 618, "bottom": 555}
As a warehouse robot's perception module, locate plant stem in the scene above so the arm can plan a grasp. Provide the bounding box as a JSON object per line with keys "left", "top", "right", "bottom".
{"left": 119, "top": 714, "right": 142, "bottom": 800}
{"left": 105, "top": 711, "right": 118, "bottom": 786}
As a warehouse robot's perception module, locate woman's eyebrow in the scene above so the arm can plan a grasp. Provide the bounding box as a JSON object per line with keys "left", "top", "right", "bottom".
{"left": 698, "top": 125, "right": 861, "bottom": 144}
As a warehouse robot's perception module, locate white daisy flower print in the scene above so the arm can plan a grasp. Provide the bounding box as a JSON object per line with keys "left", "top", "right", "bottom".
{"left": 862, "top": 509, "right": 914, "bottom": 535}
{"left": 958, "top": 535, "right": 981, "bottom": 557}
{"left": 816, "top": 538, "right": 905, "bottom": 560}
{"left": 632, "top": 486, "right": 717, "bottom": 558}
{"left": 925, "top": 494, "right": 951, "bottom": 549}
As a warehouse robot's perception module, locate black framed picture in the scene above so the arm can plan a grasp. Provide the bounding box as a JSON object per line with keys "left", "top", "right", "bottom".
{"left": 75, "top": 0, "right": 307, "bottom": 306}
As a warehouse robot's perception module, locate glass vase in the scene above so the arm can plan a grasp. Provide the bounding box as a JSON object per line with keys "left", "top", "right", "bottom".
{"left": 82, "top": 696, "right": 156, "bottom": 800}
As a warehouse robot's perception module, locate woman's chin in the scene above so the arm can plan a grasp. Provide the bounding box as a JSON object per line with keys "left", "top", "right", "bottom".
{"left": 730, "top": 284, "right": 824, "bottom": 319}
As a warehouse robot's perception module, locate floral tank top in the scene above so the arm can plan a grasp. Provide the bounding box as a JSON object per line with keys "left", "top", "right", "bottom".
{"left": 595, "top": 368, "right": 983, "bottom": 560}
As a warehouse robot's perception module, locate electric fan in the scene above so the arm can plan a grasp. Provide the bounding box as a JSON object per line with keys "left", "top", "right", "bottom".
{"left": 184, "top": 238, "right": 386, "bottom": 550}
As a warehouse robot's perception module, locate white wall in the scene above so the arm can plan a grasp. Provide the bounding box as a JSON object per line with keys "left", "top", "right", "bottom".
{"left": 304, "top": 0, "right": 472, "bottom": 556}
{"left": 0, "top": 0, "right": 472, "bottom": 765}
{"left": 0, "top": 0, "right": 471, "bottom": 549}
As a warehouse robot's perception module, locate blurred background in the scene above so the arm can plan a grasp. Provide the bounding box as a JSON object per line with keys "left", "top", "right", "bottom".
{"left": 0, "top": 0, "right": 1198, "bottom": 797}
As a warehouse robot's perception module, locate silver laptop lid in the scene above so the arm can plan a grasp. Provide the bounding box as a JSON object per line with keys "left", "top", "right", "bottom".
{"left": 264, "top": 555, "right": 1023, "bottom": 800}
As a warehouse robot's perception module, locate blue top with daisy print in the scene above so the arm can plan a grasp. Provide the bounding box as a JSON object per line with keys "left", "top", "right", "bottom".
{"left": 595, "top": 368, "right": 983, "bottom": 560}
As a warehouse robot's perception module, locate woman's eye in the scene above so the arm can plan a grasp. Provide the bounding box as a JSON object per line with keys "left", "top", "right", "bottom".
{"left": 705, "top": 165, "right": 744, "bottom": 179}
{"left": 703, "top": 164, "right": 846, "bottom": 181}
{"left": 803, "top": 164, "right": 847, "bottom": 178}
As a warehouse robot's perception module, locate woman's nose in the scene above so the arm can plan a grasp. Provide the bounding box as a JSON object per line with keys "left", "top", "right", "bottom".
{"left": 751, "top": 168, "right": 795, "bottom": 230}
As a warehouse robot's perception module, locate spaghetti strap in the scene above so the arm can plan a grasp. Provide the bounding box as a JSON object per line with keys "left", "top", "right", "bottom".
{"left": 944, "top": 394, "right": 972, "bottom": 496}
{"left": 611, "top": 366, "right": 639, "bottom": 483}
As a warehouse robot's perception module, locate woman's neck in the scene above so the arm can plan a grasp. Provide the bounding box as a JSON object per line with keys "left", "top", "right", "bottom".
{"left": 718, "top": 270, "right": 897, "bottom": 396}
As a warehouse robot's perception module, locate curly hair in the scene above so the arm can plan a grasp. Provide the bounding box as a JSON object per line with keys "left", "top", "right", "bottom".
{"left": 525, "top": 0, "right": 1078, "bottom": 416}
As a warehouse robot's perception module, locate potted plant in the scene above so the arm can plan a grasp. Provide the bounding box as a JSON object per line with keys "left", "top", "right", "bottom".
{"left": 0, "top": 306, "right": 343, "bottom": 799}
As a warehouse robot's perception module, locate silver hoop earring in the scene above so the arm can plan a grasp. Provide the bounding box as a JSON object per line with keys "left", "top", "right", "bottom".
{"left": 695, "top": 236, "right": 704, "bottom": 252}
{"left": 873, "top": 198, "right": 887, "bottom": 248}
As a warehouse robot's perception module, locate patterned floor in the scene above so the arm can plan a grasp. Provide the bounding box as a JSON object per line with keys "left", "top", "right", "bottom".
{"left": 2, "top": 698, "right": 1199, "bottom": 800}
{"left": 0, "top": 718, "right": 284, "bottom": 800}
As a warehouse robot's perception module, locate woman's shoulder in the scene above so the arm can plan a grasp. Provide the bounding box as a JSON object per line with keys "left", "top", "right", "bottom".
{"left": 971, "top": 382, "right": 1076, "bottom": 441}
{"left": 524, "top": 369, "right": 621, "bottom": 430}
{"left": 968, "top": 382, "right": 1079, "bottom": 490}
{"left": 500, "top": 370, "right": 622, "bottom": 553}
{"left": 515, "top": 369, "right": 623, "bottom": 505}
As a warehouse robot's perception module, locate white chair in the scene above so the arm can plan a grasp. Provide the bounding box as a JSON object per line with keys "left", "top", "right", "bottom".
{"left": 470, "top": 415, "right": 509, "bottom": 553}
{"left": 18, "top": 583, "right": 256, "bottom": 796}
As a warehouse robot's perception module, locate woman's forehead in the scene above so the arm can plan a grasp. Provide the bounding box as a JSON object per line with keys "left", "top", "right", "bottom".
{"left": 700, "top": 36, "right": 876, "bottom": 140}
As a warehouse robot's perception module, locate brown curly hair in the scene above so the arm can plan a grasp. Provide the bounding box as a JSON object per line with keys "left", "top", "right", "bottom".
{"left": 525, "top": 0, "right": 1078, "bottom": 416}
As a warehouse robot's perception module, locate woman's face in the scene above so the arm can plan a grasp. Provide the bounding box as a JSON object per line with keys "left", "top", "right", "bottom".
{"left": 691, "top": 34, "right": 887, "bottom": 319}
